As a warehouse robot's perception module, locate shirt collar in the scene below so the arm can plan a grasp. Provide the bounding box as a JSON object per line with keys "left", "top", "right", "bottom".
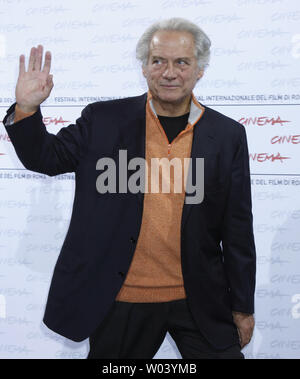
{"left": 147, "top": 91, "right": 205, "bottom": 127}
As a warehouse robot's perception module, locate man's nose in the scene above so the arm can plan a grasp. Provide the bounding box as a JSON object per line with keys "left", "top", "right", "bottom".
{"left": 162, "top": 63, "right": 177, "bottom": 79}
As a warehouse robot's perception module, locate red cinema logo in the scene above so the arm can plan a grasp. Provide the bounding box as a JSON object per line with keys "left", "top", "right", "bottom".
{"left": 249, "top": 153, "right": 290, "bottom": 163}
{"left": 43, "top": 116, "right": 70, "bottom": 126}
{"left": 271, "top": 135, "right": 300, "bottom": 144}
{"left": 0, "top": 132, "right": 10, "bottom": 156}
{"left": 239, "top": 116, "right": 290, "bottom": 126}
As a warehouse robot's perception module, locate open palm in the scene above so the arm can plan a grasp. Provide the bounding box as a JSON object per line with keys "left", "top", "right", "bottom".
{"left": 15, "top": 45, "right": 53, "bottom": 113}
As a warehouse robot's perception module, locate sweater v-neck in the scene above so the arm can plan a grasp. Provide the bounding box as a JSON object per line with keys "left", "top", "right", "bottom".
{"left": 157, "top": 112, "right": 190, "bottom": 143}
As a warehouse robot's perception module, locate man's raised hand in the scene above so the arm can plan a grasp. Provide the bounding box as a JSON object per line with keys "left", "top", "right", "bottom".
{"left": 15, "top": 45, "right": 54, "bottom": 113}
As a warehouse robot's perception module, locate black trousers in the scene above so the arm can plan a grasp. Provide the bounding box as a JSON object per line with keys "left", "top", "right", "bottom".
{"left": 87, "top": 298, "right": 244, "bottom": 359}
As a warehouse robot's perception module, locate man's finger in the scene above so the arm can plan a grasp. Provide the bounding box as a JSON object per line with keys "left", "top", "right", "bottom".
{"left": 42, "top": 51, "right": 52, "bottom": 75}
{"left": 45, "top": 74, "right": 54, "bottom": 90}
{"left": 19, "top": 54, "right": 25, "bottom": 76}
{"left": 241, "top": 332, "right": 252, "bottom": 348}
{"left": 28, "top": 47, "right": 36, "bottom": 71}
{"left": 35, "top": 45, "right": 43, "bottom": 71}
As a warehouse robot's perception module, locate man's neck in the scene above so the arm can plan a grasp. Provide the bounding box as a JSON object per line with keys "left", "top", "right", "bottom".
{"left": 152, "top": 95, "right": 191, "bottom": 117}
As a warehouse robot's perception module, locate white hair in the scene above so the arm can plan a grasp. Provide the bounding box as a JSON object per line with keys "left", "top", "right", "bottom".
{"left": 136, "top": 17, "right": 211, "bottom": 70}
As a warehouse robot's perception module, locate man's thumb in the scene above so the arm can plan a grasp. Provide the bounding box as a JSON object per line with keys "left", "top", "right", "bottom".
{"left": 46, "top": 74, "right": 54, "bottom": 88}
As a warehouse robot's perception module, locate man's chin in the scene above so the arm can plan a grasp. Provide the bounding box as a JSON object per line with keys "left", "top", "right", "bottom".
{"left": 156, "top": 93, "right": 184, "bottom": 104}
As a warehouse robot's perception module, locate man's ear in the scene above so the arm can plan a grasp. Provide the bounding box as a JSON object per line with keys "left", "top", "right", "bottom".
{"left": 197, "top": 69, "right": 204, "bottom": 81}
{"left": 142, "top": 65, "right": 147, "bottom": 78}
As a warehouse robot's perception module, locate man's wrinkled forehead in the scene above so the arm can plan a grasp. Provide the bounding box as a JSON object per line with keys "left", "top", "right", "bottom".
{"left": 148, "top": 30, "right": 197, "bottom": 58}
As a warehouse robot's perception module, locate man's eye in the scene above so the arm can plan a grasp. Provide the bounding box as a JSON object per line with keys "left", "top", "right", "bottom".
{"left": 177, "top": 60, "right": 187, "bottom": 65}
{"left": 153, "top": 59, "right": 162, "bottom": 64}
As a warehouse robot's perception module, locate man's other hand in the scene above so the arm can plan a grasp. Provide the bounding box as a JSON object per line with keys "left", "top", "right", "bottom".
{"left": 232, "top": 312, "right": 255, "bottom": 349}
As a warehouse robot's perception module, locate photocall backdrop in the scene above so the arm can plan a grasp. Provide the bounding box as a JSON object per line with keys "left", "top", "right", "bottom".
{"left": 0, "top": 0, "right": 299, "bottom": 359}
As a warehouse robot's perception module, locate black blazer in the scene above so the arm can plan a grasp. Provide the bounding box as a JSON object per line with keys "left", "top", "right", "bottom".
{"left": 3, "top": 93, "right": 256, "bottom": 349}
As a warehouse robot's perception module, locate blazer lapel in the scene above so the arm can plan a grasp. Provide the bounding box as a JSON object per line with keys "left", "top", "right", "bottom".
{"left": 181, "top": 109, "right": 216, "bottom": 231}
{"left": 115, "top": 93, "right": 147, "bottom": 206}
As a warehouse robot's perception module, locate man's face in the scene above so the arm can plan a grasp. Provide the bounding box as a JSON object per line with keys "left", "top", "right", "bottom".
{"left": 142, "top": 30, "right": 204, "bottom": 106}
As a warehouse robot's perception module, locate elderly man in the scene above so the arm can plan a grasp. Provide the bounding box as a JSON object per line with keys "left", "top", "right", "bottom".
{"left": 3, "top": 18, "right": 256, "bottom": 359}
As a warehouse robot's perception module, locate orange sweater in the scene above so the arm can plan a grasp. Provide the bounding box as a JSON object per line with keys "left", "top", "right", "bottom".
{"left": 115, "top": 93, "right": 204, "bottom": 302}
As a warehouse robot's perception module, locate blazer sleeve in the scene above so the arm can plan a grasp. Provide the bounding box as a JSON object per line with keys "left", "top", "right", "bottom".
{"left": 3, "top": 103, "right": 92, "bottom": 176}
{"left": 221, "top": 124, "right": 256, "bottom": 314}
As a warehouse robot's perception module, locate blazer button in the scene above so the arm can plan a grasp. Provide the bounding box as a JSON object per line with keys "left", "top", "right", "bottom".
{"left": 118, "top": 271, "right": 124, "bottom": 277}
{"left": 130, "top": 237, "right": 136, "bottom": 243}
